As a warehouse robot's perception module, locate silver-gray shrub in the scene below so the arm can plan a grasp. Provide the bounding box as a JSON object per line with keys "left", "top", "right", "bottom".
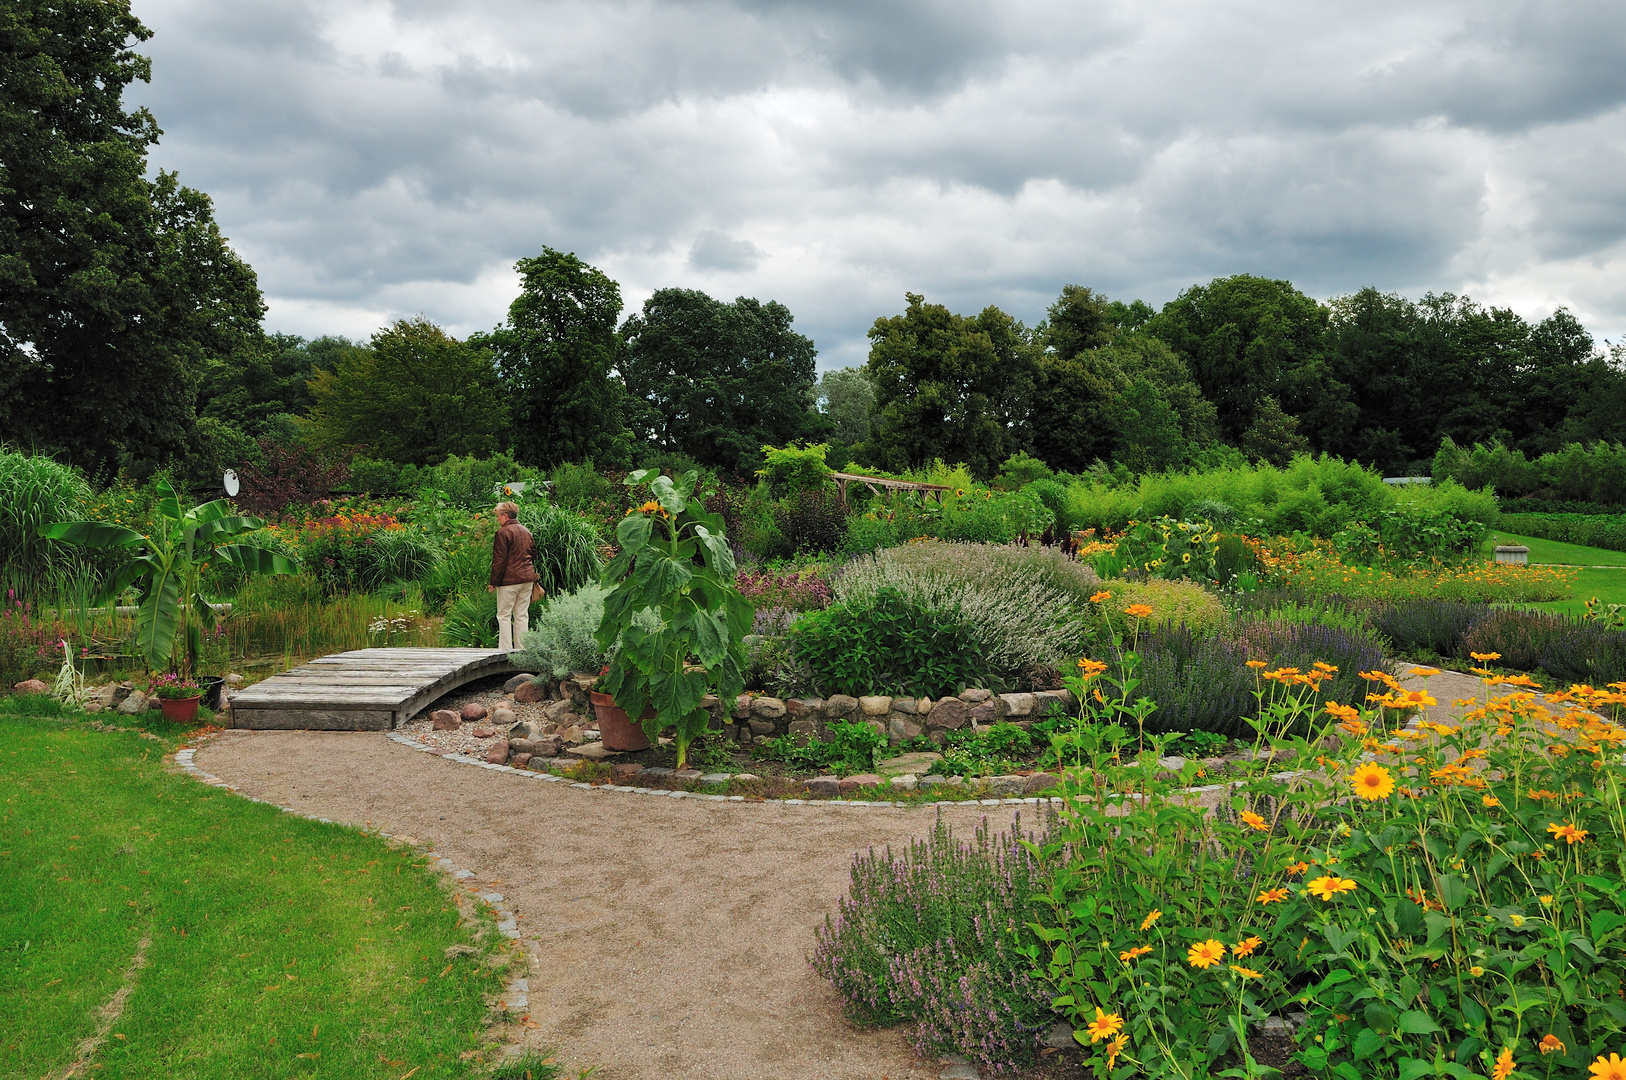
{"left": 833, "top": 543, "right": 1098, "bottom": 677}
{"left": 510, "top": 583, "right": 611, "bottom": 677}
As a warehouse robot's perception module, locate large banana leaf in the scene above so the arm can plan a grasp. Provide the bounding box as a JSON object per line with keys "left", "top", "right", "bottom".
{"left": 38, "top": 521, "right": 146, "bottom": 549}
{"left": 135, "top": 558, "right": 184, "bottom": 669}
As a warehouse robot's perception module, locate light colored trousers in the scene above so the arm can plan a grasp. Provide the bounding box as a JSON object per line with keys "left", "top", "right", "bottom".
{"left": 495, "top": 583, "right": 531, "bottom": 652}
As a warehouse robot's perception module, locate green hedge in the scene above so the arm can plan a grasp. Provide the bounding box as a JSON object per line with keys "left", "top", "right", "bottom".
{"left": 1497, "top": 513, "right": 1626, "bottom": 554}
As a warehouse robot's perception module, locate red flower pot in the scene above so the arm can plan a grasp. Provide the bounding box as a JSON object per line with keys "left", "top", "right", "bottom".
{"left": 589, "top": 691, "right": 653, "bottom": 752}
{"left": 159, "top": 696, "right": 202, "bottom": 724}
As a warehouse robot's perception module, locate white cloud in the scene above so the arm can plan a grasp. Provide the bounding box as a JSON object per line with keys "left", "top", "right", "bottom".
{"left": 130, "top": 0, "right": 1626, "bottom": 361}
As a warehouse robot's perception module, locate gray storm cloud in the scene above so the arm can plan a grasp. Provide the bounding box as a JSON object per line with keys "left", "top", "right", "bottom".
{"left": 129, "top": 0, "right": 1626, "bottom": 362}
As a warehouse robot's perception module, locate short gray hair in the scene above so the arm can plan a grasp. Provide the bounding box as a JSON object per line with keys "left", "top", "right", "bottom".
{"left": 495, "top": 501, "right": 519, "bottom": 519}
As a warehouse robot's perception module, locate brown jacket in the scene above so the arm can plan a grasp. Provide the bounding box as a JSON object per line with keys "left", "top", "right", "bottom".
{"left": 490, "top": 521, "right": 538, "bottom": 587}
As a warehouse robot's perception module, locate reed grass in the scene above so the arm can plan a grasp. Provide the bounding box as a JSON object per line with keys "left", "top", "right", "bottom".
{"left": 0, "top": 446, "right": 92, "bottom": 601}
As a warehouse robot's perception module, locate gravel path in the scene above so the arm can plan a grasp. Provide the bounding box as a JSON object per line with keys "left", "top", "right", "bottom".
{"left": 195, "top": 730, "right": 1033, "bottom": 1080}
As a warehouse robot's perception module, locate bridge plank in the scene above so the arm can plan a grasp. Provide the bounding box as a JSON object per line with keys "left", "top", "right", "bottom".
{"left": 229, "top": 647, "right": 518, "bottom": 730}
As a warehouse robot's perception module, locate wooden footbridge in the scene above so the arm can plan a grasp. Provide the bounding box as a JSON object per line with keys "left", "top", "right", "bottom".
{"left": 228, "top": 648, "right": 519, "bottom": 731}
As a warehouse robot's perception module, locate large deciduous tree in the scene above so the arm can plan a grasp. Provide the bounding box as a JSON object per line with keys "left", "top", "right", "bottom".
{"left": 621, "top": 289, "right": 819, "bottom": 476}
{"left": 478, "top": 248, "right": 632, "bottom": 469}
{"left": 305, "top": 318, "right": 507, "bottom": 466}
{"left": 863, "top": 293, "right": 1038, "bottom": 478}
{"left": 0, "top": 0, "right": 263, "bottom": 476}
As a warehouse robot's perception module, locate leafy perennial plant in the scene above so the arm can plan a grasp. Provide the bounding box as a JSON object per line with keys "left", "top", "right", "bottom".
{"left": 1023, "top": 631, "right": 1626, "bottom": 1080}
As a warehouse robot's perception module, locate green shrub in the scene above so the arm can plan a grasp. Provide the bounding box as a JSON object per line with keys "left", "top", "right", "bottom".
{"left": 1371, "top": 599, "right": 1486, "bottom": 658}
{"left": 418, "top": 452, "right": 547, "bottom": 508}
{"left": 772, "top": 489, "right": 847, "bottom": 555}
{"left": 935, "top": 721, "right": 1034, "bottom": 776}
{"left": 1096, "top": 578, "right": 1227, "bottom": 635}
{"left": 516, "top": 503, "right": 603, "bottom": 595}
{"left": 1497, "top": 513, "right": 1626, "bottom": 554}
{"left": 548, "top": 459, "right": 614, "bottom": 507}
{"left": 994, "top": 451, "right": 1054, "bottom": 490}
{"left": 0, "top": 447, "right": 91, "bottom": 600}
{"left": 789, "top": 588, "right": 988, "bottom": 697}
{"left": 1540, "top": 622, "right": 1626, "bottom": 684}
{"left": 508, "top": 583, "right": 609, "bottom": 676}
{"left": 440, "top": 589, "right": 544, "bottom": 648}
{"left": 1128, "top": 624, "right": 1257, "bottom": 738}
{"left": 835, "top": 543, "right": 1098, "bottom": 680}
{"left": 757, "top": 442, "right": 834, "bottom": 496}
{"left": 842, "top": 511, "right": 901, "bottom": 556}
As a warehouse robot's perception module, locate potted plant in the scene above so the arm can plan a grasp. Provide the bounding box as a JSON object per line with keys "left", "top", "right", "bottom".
{"left": 588, "top": 664, "right": 653, "bottom": 752}
{"left": 149, "top": 672, "right": 203, "bottom": 723}
{"left": 594, "top": 470, "right": 751, "bottom": 770}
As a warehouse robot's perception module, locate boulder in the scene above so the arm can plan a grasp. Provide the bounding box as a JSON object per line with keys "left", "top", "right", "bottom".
{"left": 611, "top": 762, "right": 643, "bottom": 780}
{"left": 959, "top": 687, "right": 992, "bottom": 704}
{"left": 430, "top": 709, "right": 460, "bottom": 731}
{"left": 926, "top": 697, "right": 970, "bottom": 730}
{"left": 510, "top": 752, "right": 532, "bottom": 768}
{"left": 989, "top": 775, "right": 1026, "bottom": 796}
{"left": 557, "top": 725, "right": 585, "bottom": 745}
{"left": 117, "top": 691, "right": 148, "bottom": 716}
{"left": 787, "top": 717, "right": 823, "bottom": 744}
{"left": 968, "top": 700, "right": 1000, "bottom": 727}
{"left": 887, "top": 715, "right": 923, "bottom": 745}
{"left": 858, "top": 695, "right": 891, "bottom": 716}
{"left": 672, "top": 769, "right": 703, "bottom": 783}
{"left": 889, "top": 774, "right": 918, "bottom": 790}
{"left": 506, "top": 719, "right": 534, "bottom": 741}
{"left": 839, "top": 773, "right": 881, "bottom": 793}
{"left": 486, "top": 739, "right": 510, "bottom": 764}
{"left": 83, "top": 702, "right": 103, "bottom": 714}
{"left": 460, "top": 702, "right": 487, "bottom": 721}
{"left": 747, "top": 717, "right": 776, "bottom": 737}
{"left": 490, "top": 707, "right": 518, "bottom": 728}
{"left": 915, "top": 696, "right": 932, "bottom": 715}
{"left": 997, "top": 692, "right": 1033, "bottom": 717}
{"left": 1023, "top": 772, "right": 1061, "bottom": 795}
{"left": 471, "top": 726, "right": 497, "bottom": 739}
{"left": 509, "top": 738, "right": 537, "bottom": 756}
{"left": 111, "top": 682, "right": 134, "bottom": 705}
{"left": 502, "top": 673, "right": 536, "bottom": 695}
{"left": 824, "top": 694, "right": 858, "bottom": 718}
{"left": 12, "top": 679, "right": 49, "bottom": 695}
{"left": 805, "top": 776, "right": 840, "bottom": 797}
{"left": 533, "top": 735, "right": 563, "bottom": 758}
{"left": 786, "top": 697, "right": 821, "bottom": 715}
{"left": 543, "top": 698, "right": 577, "bottom": 724}
{"left": 224, "top": 673, "right": 244, "bottom": 687}
{"left": 564, "top": 741, "right": 614, "bottom": 759}
{"left": 733, "top": 695, "right": 753, "bottom": 719}
{"left": 640, "top": 767, "right": 674, "bottom": 781}
{"left": 513, "top": 679, "right": 549, "bottom": 704}
{"left": 917, "top": 774, "right": 947, "bottom": 787}
{"left": 751, "top": 696, "right": 787, "bottom": 719}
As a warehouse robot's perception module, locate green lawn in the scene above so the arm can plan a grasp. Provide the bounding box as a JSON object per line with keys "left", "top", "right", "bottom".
{"left": 0, "top": 698, "right": 517, "bottom": 1079}
{"left": 1480, "top": 530, "right": 1626, "bottom": 567}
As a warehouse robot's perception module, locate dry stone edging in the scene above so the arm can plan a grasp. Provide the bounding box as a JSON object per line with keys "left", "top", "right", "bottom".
{"left": 170, "top": 738, "right": 534, "bottom": 1022}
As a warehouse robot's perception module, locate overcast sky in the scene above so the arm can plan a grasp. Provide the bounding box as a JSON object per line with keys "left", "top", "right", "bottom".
{"left": 129, "top": 0, "right": 1626, "bottom": 369}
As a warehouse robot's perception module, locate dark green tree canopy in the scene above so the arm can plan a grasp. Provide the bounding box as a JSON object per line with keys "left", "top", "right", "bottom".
{"left": 621, "top": 289, "right": 819, "bottom": 476}
{"left": 817, "top": 366, "right": 875, "bottom": 448}
{"left": 0, "top": 0, "right": 264, "bottom": 476}
{"left": 306, "top": 318, "right": 507, "bottom": 466}
{"left": 479, "top": 248, "right": 632, "bottom": 469}
{"left": 863, "top": 293, "right": 1038, "bottom": 478}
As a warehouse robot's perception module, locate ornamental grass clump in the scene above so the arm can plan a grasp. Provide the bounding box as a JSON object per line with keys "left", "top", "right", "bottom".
{"left": 810, "top": 815, "right": 1056, "bottom": 1073}
{"left": 1372, "top": 597, "right": 1486, "bottom": 659}
{"left": 1023, "top": 619, "right": 1626, "bottom": 1080}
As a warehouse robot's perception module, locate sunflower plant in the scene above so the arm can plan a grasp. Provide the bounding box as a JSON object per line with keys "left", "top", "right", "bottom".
{"left": 594, "top": 469, "right": 751, "bottom": 771}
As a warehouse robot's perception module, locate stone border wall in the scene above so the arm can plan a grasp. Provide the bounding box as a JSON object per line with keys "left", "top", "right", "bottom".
{"left": 720, "top": 687, "right": 1076, "bottom": 747}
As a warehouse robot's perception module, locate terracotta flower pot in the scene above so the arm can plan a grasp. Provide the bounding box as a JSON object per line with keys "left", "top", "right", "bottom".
{"left": 589, "top": 690, "right": 653, "bottom": 752}
{"left": 159, "top": 696, "right": 202, "bottom": 724}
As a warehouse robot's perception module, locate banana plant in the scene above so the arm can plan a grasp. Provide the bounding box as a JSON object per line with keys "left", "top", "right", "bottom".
{"left": 39, "top": 478, "right": 298, "bottom": 674}
{"left": 595, "top": 469, "right": 751, "bottom": 770}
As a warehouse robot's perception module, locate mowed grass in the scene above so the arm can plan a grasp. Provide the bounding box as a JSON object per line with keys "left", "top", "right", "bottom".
{"left": 0, "top": 700, "right": 512, "bottom": 1079}
{"left": 1480, "top": 530, "right": 1626, "bottom": 567}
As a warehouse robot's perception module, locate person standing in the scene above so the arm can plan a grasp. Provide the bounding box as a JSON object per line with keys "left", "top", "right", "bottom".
{"left": 488, "top": 501, "right": 540, "bottom": 651}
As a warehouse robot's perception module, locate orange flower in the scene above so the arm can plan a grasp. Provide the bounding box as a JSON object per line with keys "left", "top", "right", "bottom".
{"left": 1470, "top": 651, "right": 1501, "bottom": 662}
{"left": 1123, "top": 604, "right": 1154, "bottom": 619}
{"left": 1229, "top": 965, "right": 1263, "bottom": 978}
{"left": 1398, "top": 689, "right": 1437, "bottom": 709}
{"left": 1306, "top": 875, "right": 1357, "bottom": 901}
{"left": 1548, "top": 822, "right": 1589, "bottom": 845}
{"left": 1591, "top": 1053, "right": 1626, "bottom": 1080}
{"left": 1233, "top": 936, "right": 1262, "bottom": 957}
{"left": 1493, "top": 1046, "right": 1514, "bottom": 1080}
{"left": 1076, "top": 658, "right": 1108, "bottom": 679}
{"left": 1140, "top": 909, "right": 1162, "bottom": 930}
{"left": 1084, "top": 1008, "right": 1123, "bottom": 1042}
{"left": 1257, "top": 888, "right": 1289, "bottom": 905}
{"left": 1187, "top": 939, "right": 1225, "bottom": 969}
{"left": 1324, "top": 702, "right": 1360, "bottom": 723}
{"left": 1482, "top": 795, "right": 1500, "bottom": 808}
{"left": 1245, "top": 659, "right": 1267, "bottom": 669}
{"left": 1240, "top": 810, "right": 1269, "bottom": 831}
{"left": 1284, "top": 861, "right": 1311, "bottom": 875}
{"left": 1105, "top": 1034, "right": 1127, "bottom": 1070}
{"left": 1538, "top": 1034, "right": 1564, "bottom": 1055}
{"left": 1349, "top": 763, "right": 1395, "bottom": 801}
{"left": 1119, "top": 945, "right": 1152, "bottom": 962}
{"left": 1089, "top": 590, "right": 1112, "bottom": 603}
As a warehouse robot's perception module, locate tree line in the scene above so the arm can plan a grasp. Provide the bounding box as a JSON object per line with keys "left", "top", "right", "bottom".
{"left": 6, "top": 0, "right": 1624, "bottom": 489}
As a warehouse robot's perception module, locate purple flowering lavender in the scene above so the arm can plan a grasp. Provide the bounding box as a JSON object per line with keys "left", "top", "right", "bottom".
{"left": 810, "top": 813, "right": 1058, "bottom": 1073}
{"left": 735, "top": 568, "right": 833, "bottom": 613}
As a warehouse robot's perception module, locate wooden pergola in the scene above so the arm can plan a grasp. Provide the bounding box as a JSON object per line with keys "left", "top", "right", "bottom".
{"left": 831, "top": 471, "right": 953, "bottom": 509}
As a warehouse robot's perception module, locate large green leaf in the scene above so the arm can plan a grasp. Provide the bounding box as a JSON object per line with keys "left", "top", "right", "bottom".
{"left": 38, "top": 520, "right": 147, "bottom": 549}
{"left": 634, "top": 552, "right": 691, "bottom": 608}
{"left": 615, "top": 513, "right": 653, "bottom": 554}
{"left": 691, "top": 524, "right": 735, "bottom": 576}
{"left": 213, "top": 544, "right": 298, "bottom": 575}
{"left": 683, "top": 609, "right": 729, "bottom": 668}
{"left": 192, "top": 513, "right": 266, "bottom": 544}
{"left": 134, "top": 559, "right": 183, "bottom": 669}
